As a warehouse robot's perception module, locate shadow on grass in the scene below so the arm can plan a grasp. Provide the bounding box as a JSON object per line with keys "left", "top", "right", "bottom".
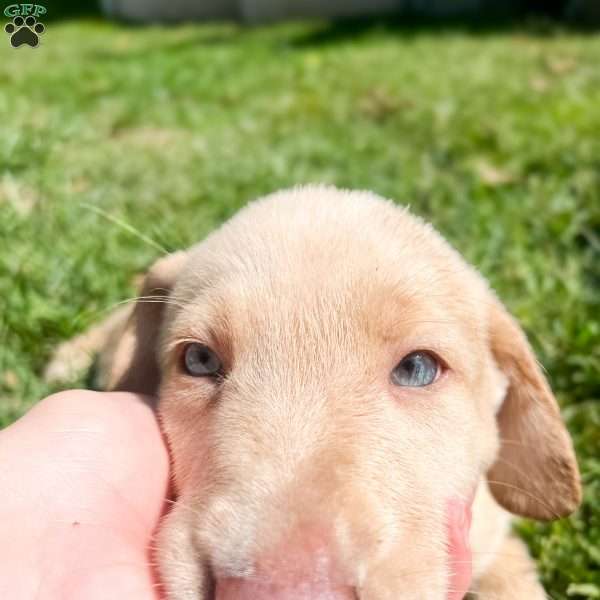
{"left": 288, "top": 12, "right": 598, "bottom": 47}
{"left": 43, "top": 0, "right": 101, "bottom": 22}
{"left": 42, "top": 0, "right": 597, "bottom": 34}
{"left": 84, "top": 11, "right": 599, "bottom": 64}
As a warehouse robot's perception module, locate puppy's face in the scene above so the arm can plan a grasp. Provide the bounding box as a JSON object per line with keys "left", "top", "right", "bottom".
{"left": 118, "top": 187, "right": 580, "bottom": 600}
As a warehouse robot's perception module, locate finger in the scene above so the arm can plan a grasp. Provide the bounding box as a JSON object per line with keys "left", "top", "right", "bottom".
{"left": 0, "top": 391, "right": 169, "bottom": 598}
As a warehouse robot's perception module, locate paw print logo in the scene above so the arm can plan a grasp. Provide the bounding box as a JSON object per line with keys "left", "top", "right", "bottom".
{"left": 5, "top": 15, "right": 45, "bottom": 48}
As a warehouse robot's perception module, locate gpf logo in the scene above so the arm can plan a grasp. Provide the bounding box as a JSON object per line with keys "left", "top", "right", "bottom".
{"left": 4, "top": 4, "right": 47, "bottom": 47}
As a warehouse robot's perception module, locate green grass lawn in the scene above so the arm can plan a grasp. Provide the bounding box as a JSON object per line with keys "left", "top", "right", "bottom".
{"left": 0, "top": 14, "right": 599, "bottom": 599}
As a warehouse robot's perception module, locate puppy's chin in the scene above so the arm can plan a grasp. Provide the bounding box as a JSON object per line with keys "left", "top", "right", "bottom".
{"left": 214, "top": 579, "right": 357, "bottom": 600}
{"left": 211, "top": 527, "right": 357, "bottom": 599}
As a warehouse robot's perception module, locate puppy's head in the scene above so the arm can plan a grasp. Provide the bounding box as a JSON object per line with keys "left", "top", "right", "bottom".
{"left": 117, "top": 186, "right": 580, "bottom": 600}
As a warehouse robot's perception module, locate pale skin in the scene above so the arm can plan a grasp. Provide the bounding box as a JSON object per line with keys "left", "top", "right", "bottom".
{"left": 0, "top": 390, "right": 169, "bottom": 600}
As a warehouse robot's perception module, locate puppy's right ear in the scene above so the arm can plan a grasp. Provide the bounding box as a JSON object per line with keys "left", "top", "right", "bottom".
{"left": 486, "top": 299, "right": 581, "bottom": 520}
{"left": 109, "top": 251, "right": 187, "bottom": 396}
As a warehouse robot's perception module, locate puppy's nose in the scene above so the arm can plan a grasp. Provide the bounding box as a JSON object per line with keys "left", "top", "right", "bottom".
{"left": 214, "top": 527, "right": 356, "bottom": 600}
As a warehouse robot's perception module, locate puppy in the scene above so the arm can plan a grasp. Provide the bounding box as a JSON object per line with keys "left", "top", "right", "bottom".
{"left": 47, "top": 185, "right": 581, "bottom": 599}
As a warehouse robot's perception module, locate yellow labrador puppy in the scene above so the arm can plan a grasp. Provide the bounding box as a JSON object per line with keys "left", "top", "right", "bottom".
{"left": 47, "top": 186, "right": 581, "bottom": 600}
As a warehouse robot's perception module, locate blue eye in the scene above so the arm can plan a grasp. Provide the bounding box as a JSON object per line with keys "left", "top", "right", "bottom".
{"left": 183, "top": 343, "right": 222, "bottom": 377}
{"left": 391, "top": 352, "right": 440, "bottom": 387}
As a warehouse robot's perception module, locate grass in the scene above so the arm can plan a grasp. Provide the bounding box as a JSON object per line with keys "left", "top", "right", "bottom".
{"left": 0, "top": 12, "right": 599, "bottom": 599}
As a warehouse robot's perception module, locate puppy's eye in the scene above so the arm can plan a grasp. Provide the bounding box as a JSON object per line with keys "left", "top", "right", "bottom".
{"left": 183, "top": 343, "right": 222, "bottom": 377}
{"left": 391, "top": 351, "right": 440, "bottom": 387}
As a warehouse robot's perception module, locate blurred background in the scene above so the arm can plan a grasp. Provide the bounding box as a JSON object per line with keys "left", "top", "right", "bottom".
{"left": 0, "top": 0, "right": 598, "bottom": 598}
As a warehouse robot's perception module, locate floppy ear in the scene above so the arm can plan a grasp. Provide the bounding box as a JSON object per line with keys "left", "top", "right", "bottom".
{"left": 109, "top": 251, "right": 187, "bottom": 397}
{"left": 487, "top": 300, "right": 581, "bottom": 520}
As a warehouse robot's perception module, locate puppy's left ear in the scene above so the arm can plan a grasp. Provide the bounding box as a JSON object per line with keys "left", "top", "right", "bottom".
{"left": 110, "top": 251, "right": 187, "bottom": 396}
{"left": 487, "top": 300, "right": 581, "bottom": 520}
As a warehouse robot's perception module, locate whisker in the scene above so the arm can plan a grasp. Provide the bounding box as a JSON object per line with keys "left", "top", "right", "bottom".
{"left": 489, "top": 456, "right": 538, "bottom": 486}
{"left": 486, "top": 480, "right": 563, "bottom": 520}
{"left": 111, "top": 295, "right": 187, "bottom": 311}
{"left": 64, "top": 295, "right": 184, "bottom": 331}
{"left": 161, "top": 497, "right": 205, "bottom": 521}
{"left": 497, "top": 437, "right": 540, "bottom": 449}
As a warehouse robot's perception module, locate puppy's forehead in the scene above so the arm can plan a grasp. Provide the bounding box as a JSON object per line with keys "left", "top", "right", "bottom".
{"left": 171, "top": 187, "right": 487, "bottom": 345}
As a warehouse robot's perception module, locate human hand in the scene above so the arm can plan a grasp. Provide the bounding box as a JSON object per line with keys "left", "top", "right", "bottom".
{"left": 0, "top": 390, "right": 170, "bottom": 600}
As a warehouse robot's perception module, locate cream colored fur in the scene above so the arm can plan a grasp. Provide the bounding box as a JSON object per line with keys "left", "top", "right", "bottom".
{"left": 46, "top": 186, "right": 581, "bottom": 599}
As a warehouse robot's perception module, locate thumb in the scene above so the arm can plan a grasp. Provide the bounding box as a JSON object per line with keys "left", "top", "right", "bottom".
{"left": 0, "top": 390, "right": 169, "bottom": 599}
